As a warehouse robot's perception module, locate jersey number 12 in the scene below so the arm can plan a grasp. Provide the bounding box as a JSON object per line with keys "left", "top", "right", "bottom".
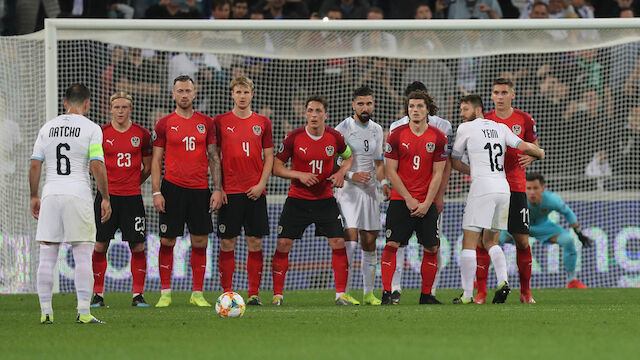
{"left": 484, "top": 142, "right": 504, "bottom": 172}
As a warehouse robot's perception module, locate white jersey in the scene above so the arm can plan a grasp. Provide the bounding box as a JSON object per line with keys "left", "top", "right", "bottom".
{"left": 335, "top": 116, "right": 384, "bottom": 194}
{"left": 390, "top": 115, "right": 453, "bottom": 154}
{"left": 31, "top": 114, "right": 104, "bottom": 201}
{"left": 452, "top": 118, "right": 522, "bottom": 196}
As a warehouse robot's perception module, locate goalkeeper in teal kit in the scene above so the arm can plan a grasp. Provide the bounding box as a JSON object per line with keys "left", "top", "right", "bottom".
{"left": 499, "top": 173, "right": 593, "bottom": 289}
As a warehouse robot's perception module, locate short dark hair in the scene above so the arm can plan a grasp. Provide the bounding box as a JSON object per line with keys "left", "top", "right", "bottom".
{"left": 353, "top": 86, "right": 374, "bottom": 99}
{"left": 404, "top": 81, "right": 427, "bottom": 97}
{"left": 526, "top": 172, "right": 545, "bottom": 186}
{"left": 532, "top": 1, "right": 549, "bottom": 12}
{"left": 493, "top": 77, "right": 514, "bottom": 88}
{"left": 407, "top": 90, "right": 438, "bottom": 116}
{"left": 173, "top": 75, "right": 194, "bottom": 85}
{"left": 305, "top": 94, "right": 328, "bottom": 111}
{"left": 64, "top": 83, "right": 91, "bottom": 105}
{"left": 368, "top": 7, "right": 384, "bottom": 16}
{"left": 459, "top": 94, "right": 483, "bottom": 112}
{"left": 212, "top": 0, "right": 231, "bottom": 10}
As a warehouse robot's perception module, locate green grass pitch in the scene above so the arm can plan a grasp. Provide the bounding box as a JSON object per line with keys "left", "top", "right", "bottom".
{"left": 1, "top": 289, "right": 638, "bottom": 359}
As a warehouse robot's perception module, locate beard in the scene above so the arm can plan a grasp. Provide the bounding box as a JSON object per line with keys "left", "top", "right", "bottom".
{"left": 177, "top": 100, "right": 193, "bottom": 110}
{"left": 358, "top": 112, "right": 371, "bottom": 123}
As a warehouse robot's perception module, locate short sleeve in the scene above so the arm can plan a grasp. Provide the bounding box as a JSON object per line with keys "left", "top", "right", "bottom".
{"left": 335, "top": 131, "right": 348, "bottom": 155}
{"left": 262, "top": 116, "right": 274, "bottom": 149}
{"left": 153, "top": 117, "right": 166, "bottom": 148}
{"left": 206, "top": 116, "right": 216, "bottom": 145}
{"left": 524, "top": 115, "right": 538, "bottom": 143}
{"left": 451, "top": 124, "right": 468, "bottom": 159}
{"left": 374, "top": 125, "right": 384, "bottom": 161}
{"left": 30, "top": 129, "right": 45, "bottom": 162}
{"left": 89, "top": 126, "right": 105, "bottom": 162}
{"left": 141, "top": 127, "right": 152, "bottom": 156}
{"left": 276, "top": 132, "right": 294, "bottom": 163}
{"left": 385, "top": 130, "right": 399, "bottom": 160}
{"left": 433, "top": 132, "right": 448, "bottom": 162}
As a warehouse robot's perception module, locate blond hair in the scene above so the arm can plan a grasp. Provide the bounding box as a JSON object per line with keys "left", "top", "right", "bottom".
{"left": 229, "top": 76, "right": 254, "bottom": 91}
{"left": 110, "top": 91, "right": 133, "bottom": 105}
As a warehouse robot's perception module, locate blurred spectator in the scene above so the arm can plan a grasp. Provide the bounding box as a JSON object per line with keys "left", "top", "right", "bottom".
{"left": 402, "top": 59, "right": 454, "bottom": 118}
{"left": 520, "top": 0, "right": 547, "bottom": 18}
{"left": 585, "top": 150, "right": 612, "bottom": 190}
{"left": 258, "top": 0, "right": 309, "bottom": 19}
{"left": 497, "top": 0, "right": 520, "bottom": 18}
{"left": 353, "top": 8, "right": 398, "bottom": 53}
{"left": 101, "top": 46, "right": 128, "bottom": 117}
{"left": 593, "top": 0, "right": 637, "bottom": 17}
{"left": 108, "top": 3, "right": 135, "bottom": 18}
{"left": 232, "top": 0, "right": 250, "bottom": 18}
{"left": 623, "top": 59, "right": 640, "bottom": 98}
{"left": 448, "top": 0, "right": 502, "bottom": 19}
{"left": 414, "top": 2, "right": 433, "bottom": 18}
{"left": 572, "top": 0, "right": 594, "bottom": 17}
{"left": 210, "top": 0, "right": 231, "bottom": 19}
{"left": 145, "top": 0, "right": 204, "bottom": 18}
{"left": 326, "top": 7, "right": 343, "bottom": 18}
{"left": 59, "top": 0, "right": 110, "bottom": 18}
{"left": 610, "top": 106, "right": 640, "bottom": 188}
{"left": 15, "top": 0, "right": 59, "bottom": 34}
{"left": 547, "top": 0, "right": 575, "bottom": 18}
{"left": 619, "top": 7, "right": 635, "bottom": 16}
{"left": 319, "top": 0, "right": 369, "bottom": 19}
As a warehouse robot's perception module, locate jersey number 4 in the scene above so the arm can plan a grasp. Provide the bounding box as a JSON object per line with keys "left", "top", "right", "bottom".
{"left": 484, "top": 142, "right": 504, "bottom": 172}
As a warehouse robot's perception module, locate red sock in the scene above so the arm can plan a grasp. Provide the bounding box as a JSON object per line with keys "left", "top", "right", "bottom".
{"left": 92, "top": 250, "right": 107, "bottom": 294}
{"left": 332, "top": 248, "right": 348, "bottom": 293}
{"left": 131, "top": 250, "right": 147, "bottom": 294}
{"left": 191, "top": 247, "right": 207, "bottom": 292}
{"left": 517, "top": 246, "right": 532, "bottom": 294}
{"left": 247, "top": 250, "right": 263, "bottom": 297}
{"left": 272, "top": 250, "right": 289, "bottom": 296}
{"left": 476, "top": 246, "right": 490, "bottom": 297}
{"left": 218, "top": 249, "right": 235, "bottom": 292}
{"left": 381, "top": 245, "right": 397, "bottom": 292}
{"left": 420, "top": 250, "right": 438, "bottom": 294}
{"left": 158, "top": 244, "right": 174, "bottom": 291}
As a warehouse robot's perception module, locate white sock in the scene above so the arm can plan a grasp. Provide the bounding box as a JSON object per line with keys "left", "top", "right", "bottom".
{"left": 460, "top": 249, "right": 476, "bottom": 299}
{"left": 431, "top": 249, "right": 442, "bottom": 296}
{"left": 344, "top": 241, "right": 357, "bottom": 292}
{"left": 161, "top": 289, "right": 172, "bottom": 294}
{"left": 391, "top": 246, "right": 405, "bottom": 292}
{"left": 335, "top": 292, "right": 345, "bottom": 300}
{"left": 567, "top": 271, "right": 577, "bottom": 283}
{"left": 488, "top": 245, "right": 508, "bottom": 286}
{"left": 72, "top": 243, "right": 94, "bottom": 316}
{"left": 37, "top": 243, "right": 59, "bottom": 315}
{"left": 361, "top": 250, "right": 377, "bottom": 295}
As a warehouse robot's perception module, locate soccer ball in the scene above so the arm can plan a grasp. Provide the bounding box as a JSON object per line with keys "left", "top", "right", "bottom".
{"left": 215, "top": 292, "right": 246, "bottom": 318}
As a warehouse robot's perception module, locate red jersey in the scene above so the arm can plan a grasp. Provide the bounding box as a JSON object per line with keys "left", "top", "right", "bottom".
{"left": 214, "top": 111, "right": 274, "bottom": 194}
{"left": 484, "top": 109, "right": 537, "bottom": 192}
{"left": 102, "top": 122, "right": 152, "bottom": 196}
{"left": 153, "top": 111, "right": 215, "bottom": 189}
{"left": 385, "top": 124, "right": 448, "bottom": 202}
{"left": 276, "top": 126, "right": 348, "bottom": 200}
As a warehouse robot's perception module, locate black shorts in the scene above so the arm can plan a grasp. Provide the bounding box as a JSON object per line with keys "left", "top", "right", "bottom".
{"left": 159, "top": 179, "right": 213, "bottom": 238}
{"left": 385, "top": 200, "right": 439, "bottom": 247}
{"left": 277, "top": 197, "right": 344, "bottom": 240}
{"left": 95, "top": 193, "right": 146, "bottom": 243}
{"left": 508, "top": 191, "right": 530, "bottom": 235}
{"left": 217, "top": 193, "right": 269, "bottom": 239}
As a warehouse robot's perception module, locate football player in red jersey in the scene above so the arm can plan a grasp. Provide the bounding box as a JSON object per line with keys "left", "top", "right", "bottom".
{"left": 214, "top": 76, "right": 274, "bottom": 306}
{"left": 477, "top": 77, "right": 540, "bottom": 304}
{"left": 152, "top": 75, "right": 223, "bottom": 307}
{"left": 381, "top": 90, "right": 447, "bottom": 305}
{"left": 91, "top": 92, "right": 152, "bottom": 308}
{"left": 270, "top": 94, "right": 354, "bottom": 306}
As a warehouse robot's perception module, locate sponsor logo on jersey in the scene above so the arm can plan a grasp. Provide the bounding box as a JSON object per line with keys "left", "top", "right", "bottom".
{"left": 219, "top": 224, "right": 226, "bottom": 233}
{"left": 131, "top": 136, "right": 140, "bottom": 147}
{"left": 385, "top": 229, "right": 392, "bottom": 238}
{"left": 170, "top": 125, "right": 179, "bottom": 132}
{"left": 385, "top": 143, "right": 392, "bottom": 153}
{"left": 299, "top": 147, "right": 307, "bottom": 154}
{"left": 402, "top": 143, "right": 410, "bottom": 149}
{"left": 426, "top": 142, "right": 435, "bottom": 153}
{"left": 197, "top": 124, "right": 206, "bottom": 134}
{"left": 325, "top": 145, "right": 335, "bottom": 157}
{"left": 160, "top": 224, "right": 167, "bottom": 233}
{"left": 253, "top": 125, "right": 262, "bottom": 136}
{"left": 151, "top": 130, "right": 157, "bottom": 141}
{"left": 512, "top": 124, "right": 522, "bottom": 135}
{"left": 105, "top": 139, "right": 114, "bottom": 146}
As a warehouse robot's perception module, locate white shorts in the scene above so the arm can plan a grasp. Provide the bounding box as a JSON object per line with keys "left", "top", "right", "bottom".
{"left": 462, "top": 192, "right": 510, "bottom": 232}
{"left": 36, "top": 194, "right": 96, "bottom": 243}
{"left": 335, "top": 185, "right": 381, "bottom": 231}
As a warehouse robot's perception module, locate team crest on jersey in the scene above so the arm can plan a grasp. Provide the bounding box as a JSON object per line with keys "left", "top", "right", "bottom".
{"left": 253, "top": 125, "right": 262, "bottom": 136}
{"left": 512, "top": 124, "right": 522, "bottom": 135}
{"left": 426, "top": 142, "right": 435, "bottom": 153}
{"left": 278, "top": 225, "right": 283, "bottom": 235}
{"left": 278, "top": 142, "right": 284, "bottom": 153}
{"left": 151, "top": 130, "right": 157, "bottom": 141}
{"left": 130, "top": 136, "right": 140, "bottom": 147}
{"left": 196, "top": 124, "right": 206, "bottom": 134}
{"left": 385, "top": 229, "right": 392, "bottom": 238}
{"left": 219, "top": 224, "right": 226, "bottom": 233}
{"left": 160, "top": 224, "right": 167, "bottom": 233}
{"left": 325, "top": 145, "right": 335, "bottom": 157}
{"left": 385, "top": 143, "right": 392, "bottom": 153}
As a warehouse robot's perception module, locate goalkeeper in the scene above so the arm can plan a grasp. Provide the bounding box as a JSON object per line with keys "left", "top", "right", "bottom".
{"left": 498, "top": 172, "right": 593, "bottom": 290}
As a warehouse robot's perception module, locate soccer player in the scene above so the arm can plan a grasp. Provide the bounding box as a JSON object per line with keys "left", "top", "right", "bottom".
{"left": 90, "top": 92, "right": 152, "bottom": 308}
{"left": 381, "top": 90, "right": 447, "bottom": 305}
{"left": 477, "top": 77, "right": 540, "bottom": 304}
{"left": 451, "top": 95, "right": 544, "bottom": 304}
{"left": 152, "top": 75, "right": 223, "bottom": 307}
{"left": 214, "top": 76, "right": 274, "bottom": 306}
{"left": 334, "top": 86, "right": 387, "bottom": 306}
{"left": 500, "top": 173, "right": 592, "bottom": 289}
{"left": 271, "top": 94, "right": 354, "bottom": 306}
{"left": 388, "top": 81, "right": 453, "bottom": 304}
{"left": 30, "top": 84, "right": 111, "bottom": 324}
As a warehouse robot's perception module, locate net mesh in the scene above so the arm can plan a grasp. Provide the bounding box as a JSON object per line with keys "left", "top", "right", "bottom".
{"left": 2, "top": 22, "right": 640, "bottom": 294}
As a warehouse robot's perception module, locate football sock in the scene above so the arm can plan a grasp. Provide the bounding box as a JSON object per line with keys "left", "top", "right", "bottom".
{"left": 476, "top": 246, "right": 490, "bottom": 295}
{"left": 247, "top": 250, "right": 263, "bottom": 297}
{"left": 272, "top": 250, "right": 289, "bottom": 296}
{"left": 131, "top": 249, "right": 147, "bottom": 295}
{"left": 361, "top": 250, "right": 377, "bottom": 294}
{"left": 92, "top": 250, "right": 107, "bottom": 295}
{"left": 332, "top": 248, "right": 349, "bottom": 294}
{"left": 420, "top": 250, "right": 438, "bottom": 294}
{"left": 556, "top": 231, "right": 578, "bottom": 281}
{"left": 344, "top": 240, "right": 357, "bottom": 292}
{"left": 219, "top": 249, "right": 235, "bottom": 292}
{"left": 37, "top": 243, "right": 59, "bottom": 315}
{"left": 488, "top": 245, "right": 508, "bottom": 286}
{"left": 381, "top": 245, "right": 397, "bottom": 292}
{"left": 460, "top": 249, "right": 476, "bottom": 299}
{"left": 431, "top": 250, "right": 442, "bottom": 296}
{"left": 72, "top": 243, "right": 94, "bottom": 316}
{"left": 516, "top": 245, "right": 532, "bottom": 294}
{"left": 158, "top": 244, "right": 174, "bottom": 291}
{"left": 391, "top": 246, "right": 405, "bottom": 292}
{"left": 191, "top": 246, "right": 207, "bottom": 292}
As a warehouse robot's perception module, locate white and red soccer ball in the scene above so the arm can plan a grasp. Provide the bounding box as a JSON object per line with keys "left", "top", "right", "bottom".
{"left": 215, "top": 292, "right": 246, "bottom": 318}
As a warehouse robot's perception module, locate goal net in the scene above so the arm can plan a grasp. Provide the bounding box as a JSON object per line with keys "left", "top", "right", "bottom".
{"left": 2, "top": 19, "right": 640, "bottom": 294}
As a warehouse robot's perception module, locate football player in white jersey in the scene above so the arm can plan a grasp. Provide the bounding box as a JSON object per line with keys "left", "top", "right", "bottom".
{"left": 387, "top": 81, "right": 452, "bottom": 304}
{"left": 30, "top": 84, "right": 111, "bottom": 324}
{"left": 334, "top": 86, "right": 389, "bottom": 305}
{"left": 451, "top": 95, "right": 544, "bottom": 305}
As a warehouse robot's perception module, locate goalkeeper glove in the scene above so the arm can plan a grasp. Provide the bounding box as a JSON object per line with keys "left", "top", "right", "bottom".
{"left": 574, "top": 226, "right": 593, "bottom": 248}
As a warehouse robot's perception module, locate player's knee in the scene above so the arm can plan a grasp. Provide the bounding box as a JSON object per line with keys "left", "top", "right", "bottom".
{"left": 190, "top": 235, "right": 208, "bottom": 248}
{"left": 160, "top": 237, "right": 177, "bottom": 247}
{"left": 328, "top": 237, "right": 345, "bottom": 249}
{"left": 220, "top": 237, "right": 237, "bottom": 251}
{"left": 246, "top": 236, "right": 262, "bottom": 251}
{"left": 129, "top": 242, "right": 145, "bottom": 253}
{"left": 424, "top": 245, "right": 438, "bottom": 253}
{"left": 557, "top": 232, "right": 576, "bottom": 254}
{"left": 276, "top": 238, "right": 294, "bottom": 252}
{"left": 513, "top": 233, "right": 530, "bottom": 249}
{"left": 94, "top": 241, "right": 109, "bottom": 253}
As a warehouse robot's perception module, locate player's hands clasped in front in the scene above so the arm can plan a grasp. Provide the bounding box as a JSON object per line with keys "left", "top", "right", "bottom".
{"left": 575, "top": 227, "right": 593, "bottom": 248}
{"left": 100, "top": 198, "right": 112, "bottom": 223}
{"left": 411, "top": 201, "right": 430, "bottom": 218}
{"left": 405, "top": 197, "right": 419, "bottom": 214}
{"left": 246, "top": 184, "right": 264, "bottom": 201}
{"left": 30, "top": 196, "right": 41, "bottom": 219}
{"left": 328, "top": 171, "right": 346, "bottom": 188}
{"left": 518, "top": 154, "right": 537, "bottom": 169}
{"left": 298, "top": 172, "right": 319, "bottom": 187}
{"left": 351, "top": 172, "right": 371, "bottom": 184}
{"left": 153, "top": 193, "right": 166, "bottom": 213}
{"left": 210, "top": 189, "right": 224, "bottom": 211}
